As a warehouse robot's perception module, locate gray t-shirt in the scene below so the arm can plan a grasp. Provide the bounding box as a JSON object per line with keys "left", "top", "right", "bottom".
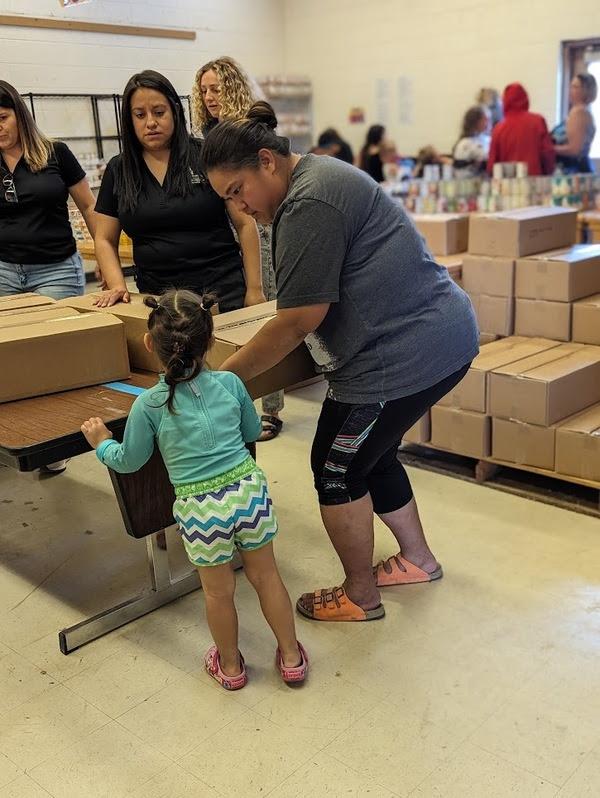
{"left": 273, "top": 154, "right": 479, "bottom": 404}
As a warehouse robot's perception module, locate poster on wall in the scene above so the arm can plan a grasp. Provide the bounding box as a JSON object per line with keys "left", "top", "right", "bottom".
{"left": 397, "top": 76, "right": 413, "bottom": 125}
{"left": 375, "top": 78, "right": 391, "bottom": 126}
{"left": 348, "top": 107, "right": 365, "bottom": 124}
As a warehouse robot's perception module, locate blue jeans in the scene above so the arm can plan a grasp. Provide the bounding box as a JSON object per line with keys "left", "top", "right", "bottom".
{"left": 0, "top": 253, "right": 85, "bottom": 300}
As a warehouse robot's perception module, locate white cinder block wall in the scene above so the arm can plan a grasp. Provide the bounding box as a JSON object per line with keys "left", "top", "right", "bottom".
{"left": 283, "top": 0, "right": 600, "bottom": 155}
{"left": 0, "top": 0, "right": 283, "bottom": 97}
{"left": 0, "top": 0, "right": 284, "bottom": 156}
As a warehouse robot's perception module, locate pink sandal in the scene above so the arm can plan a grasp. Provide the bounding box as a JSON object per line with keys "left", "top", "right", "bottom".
{"left": 204, "top": 645, "right": 247, "bottom": 690}
{"left": 276, "top": 641, "right": 309, "bottom": 684}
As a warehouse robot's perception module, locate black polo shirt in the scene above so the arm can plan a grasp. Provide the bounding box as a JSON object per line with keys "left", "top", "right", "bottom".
{"left": 95, "top": 142, "right": 246, "bottom": 311}
{"left": 0, "top": 141, "right": 85, "bottom": 264}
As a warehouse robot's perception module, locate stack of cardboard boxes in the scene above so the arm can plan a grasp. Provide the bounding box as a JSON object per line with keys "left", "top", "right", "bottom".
{"left": 407, "top": 206, "right": 600, "bottom": 484}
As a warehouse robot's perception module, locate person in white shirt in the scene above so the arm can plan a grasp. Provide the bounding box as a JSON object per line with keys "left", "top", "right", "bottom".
{"left": 452, "top": 105, "right": 491, "bottom": 178}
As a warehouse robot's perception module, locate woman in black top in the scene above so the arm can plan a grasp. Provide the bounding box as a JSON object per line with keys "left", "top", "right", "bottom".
{"left": 0, "top": 81, "right": 96, "bottom": 300}
{"left": 95, "top": 70, "right": 262, "bottom": 310}
{"left": 358, "top": 124, "right": 385, "bottom": 183}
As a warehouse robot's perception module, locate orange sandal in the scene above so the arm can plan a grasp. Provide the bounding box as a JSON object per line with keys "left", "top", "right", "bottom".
{"left": 374, "top": 554, "right": 443, "bottom": 587}
{"left": 296, "top": 586, "right": 385, "bottom": 622}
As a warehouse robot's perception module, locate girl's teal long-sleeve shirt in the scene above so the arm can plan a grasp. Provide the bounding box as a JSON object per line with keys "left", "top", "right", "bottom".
{"left": 96, "top": 370, "right": 262, "bottom": 486}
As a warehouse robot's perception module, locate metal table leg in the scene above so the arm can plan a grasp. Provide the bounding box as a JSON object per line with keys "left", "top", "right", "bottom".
{"left": 58, "top": 530, "right": 200, "bottom": 654}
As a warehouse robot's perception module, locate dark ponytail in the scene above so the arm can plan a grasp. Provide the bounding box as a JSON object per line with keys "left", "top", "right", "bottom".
{"left": 201, "top": 101, "right": 291, "bottom": 172}
{"left": 144, "top": 289, "right": 216, "bottom": 413}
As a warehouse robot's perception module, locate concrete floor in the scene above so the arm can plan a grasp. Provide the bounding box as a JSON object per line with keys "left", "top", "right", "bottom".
{"left": 0, "top": 380, "right": 599, "bottom": 797}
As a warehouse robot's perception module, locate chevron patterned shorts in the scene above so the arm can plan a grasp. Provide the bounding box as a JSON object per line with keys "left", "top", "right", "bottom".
{"left": 173, "top": 459, "right": 278, "bottom": 567}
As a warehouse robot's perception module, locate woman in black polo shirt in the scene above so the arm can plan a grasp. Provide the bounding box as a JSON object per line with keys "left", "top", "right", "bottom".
{"left": 94, "top": 70, "right": 262, "bottom": 310}
{"left": 0, "top": 81, "right": 96, "bottom": 300}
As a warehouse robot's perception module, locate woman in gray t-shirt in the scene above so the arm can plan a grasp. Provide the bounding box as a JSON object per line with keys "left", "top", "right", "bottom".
{"left": 201, "top": 102, "right": 479, "bottom": 624}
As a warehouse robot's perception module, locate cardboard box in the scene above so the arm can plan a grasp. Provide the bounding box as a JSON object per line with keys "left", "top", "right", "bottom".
{"left": 207, "top": 312, "right": 316, "bottom": 400}
{"left": 0, "top": 293, "right": 56, "bottom": 313}
{"left": 468, "top": 293, "right": 514, "bottom": 336}
{"left": 515, "top": 245, "right": 600, "bottom": 302}
{"left": 59, "top": 292, "right": 163, "bottom": 372}
{"left": 435, "top": 254, "right": 463, "bottom": 283}
{"left": 403, "top": 412, "right": 431, "bottom": 444}
{"left": 491, "top": 417, "right": 555, "bottom": 470}
{"left": 555, "top": 404, "right": 600, "bottom": 482}
{"left": 213, "top": 300, "right": 276, "bottom": 330}
{"left": 572, "top": 293, "right": 600, "bottom": 345}
{"left": 438, "top": 336, "right": 560, "bottom": 413}
{"left": 0, "top": 306, "right": 79, "bottom": 328}
{"left": 0, "top": 314, "right": 130, "bottom": 403}
{"left": 488, "top": 343, "right": 600, "bottom": 426}
{"left": 462, "top": 255, "right": 515, "bottom": 297}
{"left": 468, "top": 206, "right": 578, "bottom": 258}
{"left": 430, "top": 406, "right": 490, "bottom": 458}
{"left": 479, "top": 333, "right": 499, "bottom": 346}
{"left": 413, "top": 214, "right": 469, "bottom": 255}
{"left": 514, "top": 298, "right": 572, "bottom": 342}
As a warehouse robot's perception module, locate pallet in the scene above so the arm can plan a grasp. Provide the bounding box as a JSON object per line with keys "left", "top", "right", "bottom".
{"left": 400, "top": 442, "right": 600, "bottom": 517}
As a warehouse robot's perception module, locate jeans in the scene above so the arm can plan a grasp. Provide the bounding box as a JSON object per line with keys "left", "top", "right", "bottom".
{"left": 0, "top": 253, "right": 85, "bottom": 300}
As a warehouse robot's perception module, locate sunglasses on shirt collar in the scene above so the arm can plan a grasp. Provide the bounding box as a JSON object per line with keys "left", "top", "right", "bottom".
{"left": 1, "top": 166, "right": 17, "bottom": 203}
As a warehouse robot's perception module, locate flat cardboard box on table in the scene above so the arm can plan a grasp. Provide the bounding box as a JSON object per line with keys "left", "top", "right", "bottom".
{"left": 430, "top": 406, "right": 490, "bottom": 458}
{"left": 0, "top": 313, "right": 130, "bottom": 403}
{"left": 468, "top": 293, "right": 514, "bottom": 336}
{"left": 0, "top": 293, "right": 56, "bottom": 313}
{"left": 60, "top": 296, "right": 316, "bottom": 398}
{"left": 572, "top": 293, "right": 600, "bottom": 345}
{"left": 492, "top": 417, "right": 556, "bottom": 470}
{"left": 58, "top": 292, "right": 162, "bottom": 372}
{"left": 514, "top": 298, "right": 572, "bottom": 342}
{"left": 461, "top": 255, "right": 515, "bottom": 297}
{"left": 468, "top": 206, "right": 578, "bottom": 258}
{"left": 438, "top": 336, "right": 560, "bottom": 413}
{"left": 0, "top": 306, "right": 80, "bottom": 329}
{"left": 515, "top": 245, "right": 600, "bottom": 302}
{"left": 403, "top": 412, "right": 431, "bottom": 444}
{"left": 413, "top": 214, "right": 469, "bottom": 255}
{"left": 488, "top": 343, "right": 600, "bottom": 426}
{"left": 555, "top": 403, "right": 600, "bottom": 482}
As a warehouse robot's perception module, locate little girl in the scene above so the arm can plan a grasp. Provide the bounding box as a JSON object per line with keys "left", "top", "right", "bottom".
{"left": 81, "top": 289, "right": 308, "bottom": 690}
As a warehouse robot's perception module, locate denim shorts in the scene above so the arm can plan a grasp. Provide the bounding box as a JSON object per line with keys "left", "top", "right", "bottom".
{"left": 0, "top": 252, "right": 85, "bottom": 300}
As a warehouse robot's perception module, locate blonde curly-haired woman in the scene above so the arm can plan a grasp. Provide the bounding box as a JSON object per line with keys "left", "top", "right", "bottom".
{"left": 192, "top": 57, "right": 285, "bottom": 443}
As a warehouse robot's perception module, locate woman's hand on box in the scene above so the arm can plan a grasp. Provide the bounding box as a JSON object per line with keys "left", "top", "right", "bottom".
{"left": 93, "top": 288, "right": 130, "bottom": 308}
{"left": 81, "top": 417, "right": 113, "bottom": 449}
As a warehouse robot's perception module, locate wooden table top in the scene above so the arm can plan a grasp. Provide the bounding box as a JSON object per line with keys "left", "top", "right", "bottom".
{"left": 0, "top": 372, "right": 157, "bottom": 470}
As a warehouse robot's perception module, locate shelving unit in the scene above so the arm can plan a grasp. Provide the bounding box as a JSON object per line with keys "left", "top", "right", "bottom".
{"left": 22, "top": 92, "right": 192, "bottom": 163}
{"left": 257, "top": 76, "right": 313, "bottom": 152}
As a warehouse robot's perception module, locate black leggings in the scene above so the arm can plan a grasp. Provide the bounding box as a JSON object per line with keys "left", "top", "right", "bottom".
{"left": 311, "top": 364, "right": 470, "bottom": 513}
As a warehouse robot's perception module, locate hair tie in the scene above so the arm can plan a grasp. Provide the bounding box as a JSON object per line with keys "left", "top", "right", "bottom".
{"left": 172, "top": 341, "right": 185, "bottom": 355}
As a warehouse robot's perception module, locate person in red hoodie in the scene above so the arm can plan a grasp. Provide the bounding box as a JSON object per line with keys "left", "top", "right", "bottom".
{"left": 487, "top": 83, "right": 555, "bottom": 176}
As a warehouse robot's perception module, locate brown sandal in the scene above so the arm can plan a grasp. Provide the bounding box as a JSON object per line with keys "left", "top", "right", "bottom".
{"left": 259, "top": 415, "right": 283, "bottom": 442}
